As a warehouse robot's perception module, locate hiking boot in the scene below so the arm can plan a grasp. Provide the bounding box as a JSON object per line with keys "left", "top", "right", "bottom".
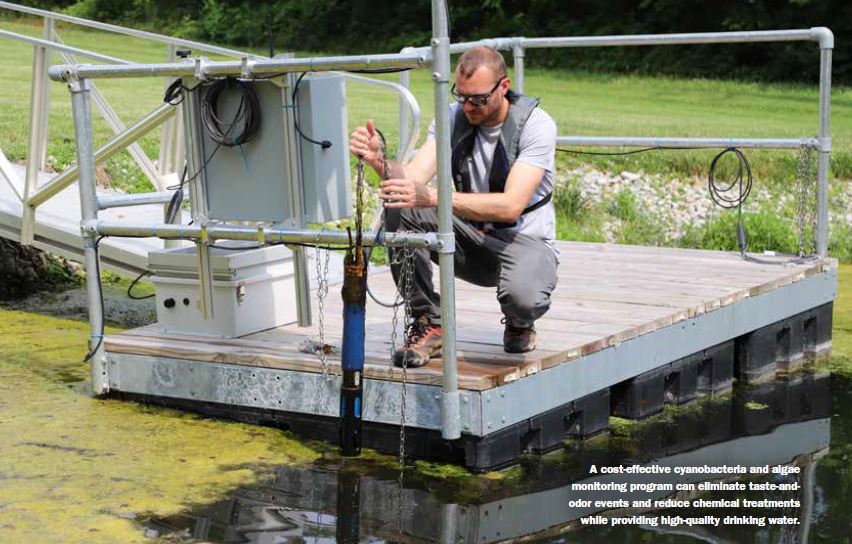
{"left": 393, "top": 316, "right": 442, "bottom": 368}
{"left": 502, "top": 318, "right": 537, "bottom": 353}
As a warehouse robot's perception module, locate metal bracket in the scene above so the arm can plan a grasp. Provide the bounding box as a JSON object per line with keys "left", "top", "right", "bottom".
{"left": 818, "top": 137, "right": 832, "bottom": 153}
{"left": 66, "top": 76, "right": 90, "bottom": 94}
{"left": 436, "top": 231, "right": 455, "bottom": 254}
{"left": 194, "top": 56, "right": 209, "bottom": 81}
{"left": 81, "top": 219, "right": 99, "bottom": 236}
{"left": 240, "top": 56, "right": 255, "bottom": 79}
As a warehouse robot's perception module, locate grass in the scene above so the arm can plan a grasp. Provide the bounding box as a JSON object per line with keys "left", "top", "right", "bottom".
{"left": 0, "top": 16, "right": 850, "bottom": 259}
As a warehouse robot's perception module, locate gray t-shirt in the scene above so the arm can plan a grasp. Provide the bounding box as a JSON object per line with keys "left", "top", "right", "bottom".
{"left": 428, "top": 102, "right": 558, "bottom": 254}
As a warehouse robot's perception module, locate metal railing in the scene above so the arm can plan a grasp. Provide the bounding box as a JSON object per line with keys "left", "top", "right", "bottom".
{"left": 0, "top": 3, "right": 457, "bottom": 437}
{"left": 0, "top": 2, "right": 422, "bottom": 248}
{"left": 398, "top": 28, "right": 834, "bottom": 256}
{"left": 0, "top": 1, "right": 835, "bottom": 443}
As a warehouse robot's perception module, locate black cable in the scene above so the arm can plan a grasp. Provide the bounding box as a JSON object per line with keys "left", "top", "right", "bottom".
{"left": 358, "top": 127, "right": 407, "bottom": 308}
{"left": 292, "top": 72, "right": 331, "bottom": 149}
{"left": 83, "top": 235, "right": 106, "bottom": 363}
{"left": 346, "top": 67, "right": 413, "bottom": 75}
{"left": 201, "top": 77, "right": 261, "bottom": 147}
{"left": 708, "top": 147, "right": 752, "bottom": 258}
{"left": 209, "top": 241, "right": 352, "bottom": 251}
{"left": 558, "top": 144, "right": 817, "bottom": 265}
{"left": 165, "top": 165, "right": 187, "bottom": 224}
{"left": 266, "top": 12, "right": 275, "bottom": 58}
{"left": 557, "top": 146, "right": 692, "bottom": 156}
{"left": 127, "top": 270, "right": 155, "bottom": 300}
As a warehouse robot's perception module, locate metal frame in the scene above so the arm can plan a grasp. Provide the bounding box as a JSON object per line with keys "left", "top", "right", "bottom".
{"left": 3, "top": 1, "right": 835, "bottom": 442}
{"left": 399, "top": 27, "right": 834, "bottom": 256}
{"left": 105, "top": 266, "right": 835, "bottom": 436}
{"left": 0, "top": 4, "right": 425, "bottom": 262}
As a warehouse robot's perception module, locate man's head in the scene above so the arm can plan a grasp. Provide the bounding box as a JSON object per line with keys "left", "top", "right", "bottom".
{"left": 453, "top": 46, "right": 511, "bottom": 126}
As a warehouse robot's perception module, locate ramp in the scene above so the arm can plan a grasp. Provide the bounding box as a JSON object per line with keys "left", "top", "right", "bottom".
{"left": 0, "top": 159, "right": 178, "bottom": 276}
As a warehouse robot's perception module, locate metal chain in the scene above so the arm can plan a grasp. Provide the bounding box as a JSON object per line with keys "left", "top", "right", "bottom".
{"left": 395, "top": 239, "right": 415, "bottom": 531}
{"left": 795, "top": 142, "right": 817, "bottom": 257}
{"left": 314, "top": 235, "right": 331, "bottom": 381}
{"left": 398, "top": 242, "right": 414, "bottom": 465}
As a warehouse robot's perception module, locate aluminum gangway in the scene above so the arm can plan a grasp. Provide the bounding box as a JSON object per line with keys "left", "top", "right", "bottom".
{"left": 0, "top": 1, "right": 420, "bottom": 276}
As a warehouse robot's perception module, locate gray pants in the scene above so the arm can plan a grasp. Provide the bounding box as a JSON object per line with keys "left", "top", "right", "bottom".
{"left": 385, "top": 207, "right": 558, "bottom": 327}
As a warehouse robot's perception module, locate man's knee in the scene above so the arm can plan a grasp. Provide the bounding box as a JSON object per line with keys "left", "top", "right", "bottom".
{"left": 498, "top": 284, "right": 553, "bottom": 323}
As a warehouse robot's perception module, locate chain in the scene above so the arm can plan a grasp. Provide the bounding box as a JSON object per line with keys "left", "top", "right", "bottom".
{"left": 795, "top": 142, "right": 817, "bottom": 257}
{"left": 314, "top": 234, "right": 331, "bottom": 381}
{"left": 396, "top": 240, "right": 415, "bottom": 515}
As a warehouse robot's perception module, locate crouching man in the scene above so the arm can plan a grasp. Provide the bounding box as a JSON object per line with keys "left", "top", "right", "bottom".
{"left": 349, "top": 46, "right": 558, "bottom": 368}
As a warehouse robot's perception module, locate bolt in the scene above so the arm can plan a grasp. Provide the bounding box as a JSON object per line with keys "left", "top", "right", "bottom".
{"left": 501, "top": 417, "right": 506, "bottom": 423}
{"left": 431, "top": 72, "right": 441, "bottom": 81}
{"left": 500, "top": 390, "right": 505, "bottom": 398}
{"left": 431, "top": 38, "right": 440, "bottom": 46}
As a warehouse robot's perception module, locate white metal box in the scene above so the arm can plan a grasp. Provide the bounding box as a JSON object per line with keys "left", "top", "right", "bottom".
{"left": 148, "top": 244, "right": 297, "bottom": 338}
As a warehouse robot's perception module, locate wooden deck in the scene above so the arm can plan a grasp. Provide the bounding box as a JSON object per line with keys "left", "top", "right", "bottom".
{"left": 105, "top": 241, "right": 836, "bottom": 392}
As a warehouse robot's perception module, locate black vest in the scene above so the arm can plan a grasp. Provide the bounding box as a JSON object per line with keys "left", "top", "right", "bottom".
{"left": 449, "top": 91, "right": 552, "bottom": 229}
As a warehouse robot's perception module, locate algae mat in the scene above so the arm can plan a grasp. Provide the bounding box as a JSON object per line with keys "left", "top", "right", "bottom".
{"left": 0, "top": 310, "right": 318, "bottom": 543}
{"left": 0, "top": 264, "right": 850, "bottom": 542}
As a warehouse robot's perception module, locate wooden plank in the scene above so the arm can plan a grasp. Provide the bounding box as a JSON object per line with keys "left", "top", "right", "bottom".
{"left": 106, "top": 242, "right": 836, "bottom": 392}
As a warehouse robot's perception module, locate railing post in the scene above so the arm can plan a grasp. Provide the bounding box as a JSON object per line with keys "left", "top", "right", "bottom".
{"left": 397, "top": 48, "right": 414, "bottom": 161}
{"left": 68, "top": 77, "right": 108, "bottom": 394}
{"left": 512, "top": 39, "right": 525, "bottom": 94}
{"left": 431, "top": 0, "right": 461, "bottom": 440}
{"left": 21, "top": 44, "right": 48, "bottom": 246}
{"left": 816, "top": 45, "right": 832, "bottom": 257}
{"left": 158, "top": 43, "right": 178, "bottom": 178}
{"left": 39, "top": 16, "right": 55, "bottom": 171}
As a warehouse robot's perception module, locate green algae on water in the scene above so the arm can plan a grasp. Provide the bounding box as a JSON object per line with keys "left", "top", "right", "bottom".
{"left": 0, "top": 308, "right": 319, "bottom": 544}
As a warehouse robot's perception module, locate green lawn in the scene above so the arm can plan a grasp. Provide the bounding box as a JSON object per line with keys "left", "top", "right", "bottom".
{"left": 0, "top": 16, "right": 850, "bottom": 258}
{"left": 1, "top": 16, "right": 849, "bottom": 179}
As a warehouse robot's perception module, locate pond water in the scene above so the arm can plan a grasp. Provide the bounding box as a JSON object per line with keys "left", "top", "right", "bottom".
{"left": 143, "top": 365, "right": 851, "bottom": 543}
{"left": 0, "top": 264, "right": 849, "bottom": 543}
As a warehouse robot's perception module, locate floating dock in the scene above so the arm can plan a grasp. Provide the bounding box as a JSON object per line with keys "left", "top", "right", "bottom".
{"left": 150, "top": 371, "right": 830, "bottom": 542}
{"left": 104, "top": 241, "right": 837, "bottom": 471}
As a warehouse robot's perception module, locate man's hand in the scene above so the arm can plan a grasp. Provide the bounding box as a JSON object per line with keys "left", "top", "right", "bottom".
{"left": 380, "top": 178, "right": 437, "bottom": 209}
{"left": 349, "top": 119, "right": 383, "bottom": 172}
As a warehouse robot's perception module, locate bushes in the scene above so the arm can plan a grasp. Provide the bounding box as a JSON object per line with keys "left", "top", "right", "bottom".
{"left": 14, "top": 0, "right": 852, "bottom": 84}
{"left": 679, "top": 211, "right": 798, "bottom": 254}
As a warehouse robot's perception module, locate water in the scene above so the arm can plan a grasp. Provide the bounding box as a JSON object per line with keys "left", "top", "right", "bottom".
{"left": 141, "top": 366, "right": 852, "bottom": 543}
{"left": 1, "top": 262, "right": 850, "bottom": 543}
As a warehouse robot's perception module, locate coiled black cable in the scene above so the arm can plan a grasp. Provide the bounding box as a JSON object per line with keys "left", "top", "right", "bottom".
{"left": 201, "top": 77, "right": 261, "bottom": 147}
{"left": 708, "top": 147, "right": 752, "bottom": 211}
{"left": 708, "top": 147, "right": 752, "bottom": 257}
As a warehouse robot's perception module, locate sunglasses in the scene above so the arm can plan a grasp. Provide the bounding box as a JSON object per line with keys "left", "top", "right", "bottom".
{"left": 450, "top": 77, "right": 505, "bottom": 106}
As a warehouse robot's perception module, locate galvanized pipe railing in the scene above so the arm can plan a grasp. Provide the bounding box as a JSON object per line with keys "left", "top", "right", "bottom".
{"left": 0, "top": 29, "right": 129, "bottom": 64}
{"left": 27, "top": 102, "right": 175, "bottom": 208}
{"left": 556, "top": 137, "right": 820, "bottom": 150}
{"left": 431, "top": 0, "right": 461, "bottom": 440}
{"left": 96, "top": 191, "right": 176, "bottom": 210}
{"left": 403, "top": 27, "right": 833, "bottom": 257}
{"left": 0, "top": 1, "right": 257, "bottom": 59}
{"left": 88, "top": 221, "right": 441, "bottom": 249}
{"left": 48, "top": 52, "right": 430, "bottom": 82}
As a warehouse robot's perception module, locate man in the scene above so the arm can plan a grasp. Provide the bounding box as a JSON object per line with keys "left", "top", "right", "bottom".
{"left": 349, "top": 46, "right": 558, "bottom": 368}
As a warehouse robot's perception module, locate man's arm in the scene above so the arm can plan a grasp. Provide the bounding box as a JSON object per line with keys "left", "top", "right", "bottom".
{"left": 380, "top": 162, "right": 544, "bottom": 224}
{"left": 349, "top": 119, "right": 436, "bottom": 183}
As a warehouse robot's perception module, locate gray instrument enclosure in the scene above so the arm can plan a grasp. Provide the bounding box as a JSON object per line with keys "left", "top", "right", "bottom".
{"left": 185, "top": 74, "right": 351, "bottom": 224}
